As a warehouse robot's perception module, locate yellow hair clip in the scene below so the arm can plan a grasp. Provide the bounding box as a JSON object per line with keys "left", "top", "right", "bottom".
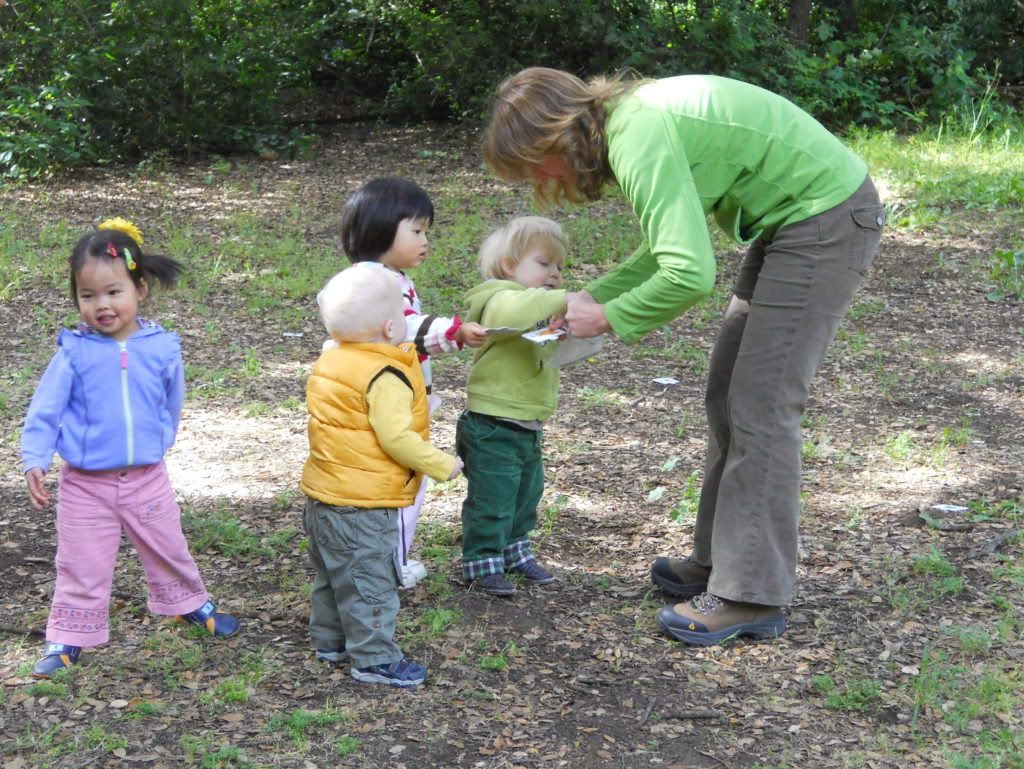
{"left": 97, "top": 217, "right": 144, "bottom": 246}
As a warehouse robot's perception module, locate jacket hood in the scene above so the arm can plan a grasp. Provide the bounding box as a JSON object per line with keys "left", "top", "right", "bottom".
{"left": 464, "top": 280, "right": 523, "bottom": 325}
{"left": 67, "top": 318, "right": 164, "bottom": 343}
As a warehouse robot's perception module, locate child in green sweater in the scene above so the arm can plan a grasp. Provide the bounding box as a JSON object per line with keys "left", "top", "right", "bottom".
{"left": 458, "top": 216, "right": 571, "bottom": 596}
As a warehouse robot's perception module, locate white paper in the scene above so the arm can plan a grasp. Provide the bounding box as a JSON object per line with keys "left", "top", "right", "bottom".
{"left": 522, "top": 327, "right": 566, "bottom": 345}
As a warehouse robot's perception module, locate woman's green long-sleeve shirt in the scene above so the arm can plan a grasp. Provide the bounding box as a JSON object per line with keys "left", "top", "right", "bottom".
{"left": 586, "top": 75, "right": 868, "bottom": 342}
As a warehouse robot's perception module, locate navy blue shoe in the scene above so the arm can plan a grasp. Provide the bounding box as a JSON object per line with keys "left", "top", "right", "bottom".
{"left": 473, "top": 573, "right": 516, "bottom": 596}
{"left": 33, "top": 643, "right": 81, "bottom": 678}
{"left": 352, "top": 657, "right": 427, "bottom": 688}
{"left": 509, "top": 559, "right": 557, "bottom": 585}
{"left": 177, "top": 600, "right": 240, "bottom": 638}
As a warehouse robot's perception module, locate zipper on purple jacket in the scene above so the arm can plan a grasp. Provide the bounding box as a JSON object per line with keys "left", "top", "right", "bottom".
{"left": 119, "top": 342, "right": 134, "bottom": 465}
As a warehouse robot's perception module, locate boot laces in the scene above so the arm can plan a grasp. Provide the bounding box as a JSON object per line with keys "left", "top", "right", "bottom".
{"left": 692, "top": 592, "right": 722, "bottom": 615}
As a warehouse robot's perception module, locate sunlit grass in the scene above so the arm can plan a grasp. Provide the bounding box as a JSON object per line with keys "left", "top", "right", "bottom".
{"left": 849, "top": 125, "right": 1024, "bottom": 221}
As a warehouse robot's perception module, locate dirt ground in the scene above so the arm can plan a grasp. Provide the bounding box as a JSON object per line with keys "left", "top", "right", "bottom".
{"left": 1, "top": 124, "right": 1022, "bottom": 769}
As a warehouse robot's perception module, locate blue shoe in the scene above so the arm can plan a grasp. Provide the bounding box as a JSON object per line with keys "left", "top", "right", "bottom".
{"left": 509, "top": 559, "right": 557, "bottom": 585}
{"left": 315, "top": 647, "right": 348, "bottom": 665}
{"left": 177, "top": 600, "right": 240, "bottom": 638}
{"left": 33, "top": 643, "right": 81, "bottom": 678}
{"left": 473, "top": 573, "right": 516, "bottom": 596}
{"left": 352, "top": 657, "right": 427, "bottom": 688}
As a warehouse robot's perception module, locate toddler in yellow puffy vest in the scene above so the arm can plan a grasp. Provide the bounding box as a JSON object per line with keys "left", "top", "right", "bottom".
{"left": 299, "top": 263, "right": 462, "bottom": 688}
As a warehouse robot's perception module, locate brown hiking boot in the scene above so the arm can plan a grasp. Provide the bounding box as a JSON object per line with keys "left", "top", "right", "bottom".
{"left": 657, "top": 592, "right": 785, "bottom": 646}
{"left": 650, "top": 556, "right": 711, "bottom": 598}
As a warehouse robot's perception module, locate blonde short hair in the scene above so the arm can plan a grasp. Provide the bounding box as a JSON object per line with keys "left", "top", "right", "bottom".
{"left": 482, "top": 67, "right": 640, "bottom": 206}
{"left": 478, "top": 216, "right": 568, "bottom": 280}
{"left": 317, "top": 264, "right": 403, "bottom": 343}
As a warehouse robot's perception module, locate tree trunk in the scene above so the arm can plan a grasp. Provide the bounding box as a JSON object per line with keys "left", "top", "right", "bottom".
{"left": 837, "top": 0, "right": 859, "bottom": 37}
{"left": 788, "top": 0, "right": 812, "bottom": 44}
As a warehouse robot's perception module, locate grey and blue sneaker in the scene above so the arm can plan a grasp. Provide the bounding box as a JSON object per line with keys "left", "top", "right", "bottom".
{"left": 352, "top": 657, "right": 427, "bottom": 688}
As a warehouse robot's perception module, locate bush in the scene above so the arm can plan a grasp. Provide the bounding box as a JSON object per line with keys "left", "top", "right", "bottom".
{"left": 1, "top": 0, "right": 1020, "bottom": 177}
{"left": 0, "top": 0, "right": 320, "bottom": 178}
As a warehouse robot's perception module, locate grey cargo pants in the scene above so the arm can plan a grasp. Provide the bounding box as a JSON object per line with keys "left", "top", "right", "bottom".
{"left": 302, "top": 497, "right": 403, "bottom": 668}
{"left": 694, "top": 176, "right": 885, "bottom": 606}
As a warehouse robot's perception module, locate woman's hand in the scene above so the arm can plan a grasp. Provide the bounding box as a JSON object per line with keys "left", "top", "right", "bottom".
{"left": 456, "top": 322, "right": 488, "bottom": 348}
{"left": 26, "top": 467, "right": 50, "bottom": 511}
{"left": 565, "top": 291, "right": 611, "bottom": 338}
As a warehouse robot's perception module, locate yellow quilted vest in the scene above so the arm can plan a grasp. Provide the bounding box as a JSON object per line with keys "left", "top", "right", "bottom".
{"left": 300, "top": 341, "right": 429, "bottom": 508}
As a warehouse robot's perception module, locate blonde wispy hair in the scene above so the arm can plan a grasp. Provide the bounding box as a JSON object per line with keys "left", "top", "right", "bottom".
{"left": 317, "top": 264, "right": 403, "bottom": 343}
{"left": 478, "top": 216, "right": 568, "bottom": 280}
{"left": 482, "top": 67, "right": 642, "bottom": 207}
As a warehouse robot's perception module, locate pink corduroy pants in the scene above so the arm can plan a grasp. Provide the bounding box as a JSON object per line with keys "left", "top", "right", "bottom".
{"left": 46, "top": 462, "right": 208, "bottom": 647}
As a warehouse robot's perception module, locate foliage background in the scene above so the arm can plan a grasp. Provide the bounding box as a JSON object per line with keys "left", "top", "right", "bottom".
{"left": 1, "top": 0, "right": 1022, "bottom": 178}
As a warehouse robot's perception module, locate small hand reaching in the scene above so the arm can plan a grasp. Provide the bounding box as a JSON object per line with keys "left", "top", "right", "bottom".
{"left": 456, "top": 322, "right": 488, "bottom": 348}
{"left": 448, "top": 456, "right": 464, "bottom": 480}
{"left": 26, "top": 467, "right": 50, "bottom": 511}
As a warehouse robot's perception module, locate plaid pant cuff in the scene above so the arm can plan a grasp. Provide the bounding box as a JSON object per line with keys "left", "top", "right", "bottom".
{"left": 463, "top": 557, "right": 504, "bottom": 582}
{"left": 502, "top": 539, "right": 535, "bottom": 569}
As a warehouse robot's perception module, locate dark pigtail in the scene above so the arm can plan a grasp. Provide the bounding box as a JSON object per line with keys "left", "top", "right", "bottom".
{"left": 69, "top": 227, "right": 183, "bottom": 307}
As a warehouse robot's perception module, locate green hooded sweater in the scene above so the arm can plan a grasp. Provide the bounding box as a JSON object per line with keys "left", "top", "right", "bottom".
{"left": 586, "top": 75, "right": 869, "bottom": 342}
{"left": 463, "top": 280, "right": 568, "bottom": 422}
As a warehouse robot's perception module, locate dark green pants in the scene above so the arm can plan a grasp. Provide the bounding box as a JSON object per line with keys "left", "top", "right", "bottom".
{"left": 456, "top": 411, "right": 544, "bottom": 580}
{"left": 302, "top": 497, "right": 402, "bottom": 668}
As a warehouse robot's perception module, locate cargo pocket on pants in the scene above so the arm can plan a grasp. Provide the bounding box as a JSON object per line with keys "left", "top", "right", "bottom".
{"left": 849, "top": 205, "right": 886, "bottom": 275}
{"left": 352, "top": 548, "right": 401, "bottom": 604}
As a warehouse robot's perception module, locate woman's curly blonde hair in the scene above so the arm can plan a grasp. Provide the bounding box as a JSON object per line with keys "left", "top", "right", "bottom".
{"left": 482, "top": 67, "right": 641, "bottom": 206}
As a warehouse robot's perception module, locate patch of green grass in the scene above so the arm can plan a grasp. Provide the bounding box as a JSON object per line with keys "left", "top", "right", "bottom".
{"left": 536, "top": 493, "right": 568, "bottom": 541}
{"left": 185, "top": 364, "right": 239, "bottom": 399}
{"left": 851, "top": 125, "right": 1024, "bottom": 217}
{"left": 883, "top": 430, "right": 918, "bottom": 462}
{"left": 987, "top": 244, "right": 1023, "bottom": 301}
{"left": 846, "top": 299, "right": 886, "bottom": 320}
{"left": 822, "top": 678, "right": 883, "bottom": 712}
{"left": 668, "top": 470, "right": 701, "bottom": 524}
{"left": 479, "top": 641, "right": 519, "bottom": 672}
{"left": 912, "top": 546, "right": 957, "bottom": 577}
{"left": 403, "top": 606, "right": 461, "bottom": 644}
{"left": 126, "top": 700, "right": 166, "bottom": 719}
{"left": 908, "top": 646, "right": 1024, "bottom": 768}
{"left": 578, "top": 386, "right": 627, "bottom": 411}
{"left": 633, "top": 332, "right": 709, "bottom": 372}
{"left": 969, "top": 496, "right": 1022, "bottom": 527}
{"left": 77, "top": 724, "right": 129, "bottom": 754}
{"left": 182, "top": 503, "right": 270, "bottom": 558}
{"left": 201, "top": 675, "right": 251, "bottom": 705}
{"left": 265, "top": 526, "right": 299, "bottom": 551}
{"left": 143, "top": 629, "right": 208, "bottom": 687}
{"left": 243, "top": 401, "right": 269, "bottom": 417}
{"left": 25, "top": 681, "right": 68, "bottom": 698}
{"left": 268, "top": 706, "right": 350, "bottom": 749}
{"left": 834, "top": 325, "right": 869, "bottom": 355}
{"left": 335, "top": 736, "right": 362, "bottom": 757}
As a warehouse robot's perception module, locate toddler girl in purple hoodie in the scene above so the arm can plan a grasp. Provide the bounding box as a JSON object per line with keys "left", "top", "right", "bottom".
{"left": 21, "top": 218, "right": 239, "bottom": 678}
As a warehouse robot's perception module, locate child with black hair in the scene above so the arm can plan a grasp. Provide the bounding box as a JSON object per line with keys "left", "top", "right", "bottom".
{"left": 21, "top": 218, "right": 239, "bottom": 678}
{"left": 339, "top": 177, "right": 487, "bottom": 588}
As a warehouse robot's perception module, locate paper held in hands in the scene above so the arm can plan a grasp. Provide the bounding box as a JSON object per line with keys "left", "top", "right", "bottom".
{"left": 484, "top": 326, "right": 523, "bottom": 338}
{"left": 521, "top": 327, "right": 605, "bottom": 367}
